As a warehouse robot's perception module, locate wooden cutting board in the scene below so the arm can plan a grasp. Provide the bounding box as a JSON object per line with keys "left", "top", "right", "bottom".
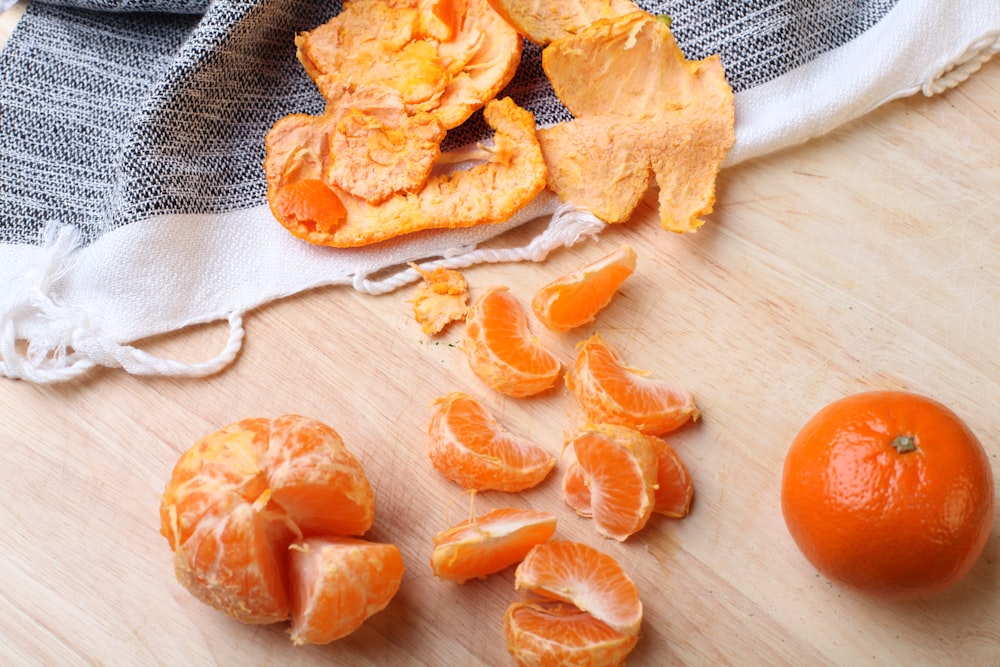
{"left": 2, "top": 4, "right": 998, "bottom": 663}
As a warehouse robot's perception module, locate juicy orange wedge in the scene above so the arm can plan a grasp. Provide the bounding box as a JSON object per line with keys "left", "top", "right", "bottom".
{"left": 431, "top": 507, "right": 557, "bottom": 583}
{"left": 427, "top": 392, "right": 556, "bottom": 492}
{"left": 513, "top": 541, "right": 643, "bottom": 637}
{"left": 531, "top": 244, "right": 637, "bottom": 332}
{"left": 567, "top": 332, "right": 700, "bottom": 435}
{"left": 650, "top": 436, "right": 694, "bottom": 518}
{"left": 562, "top": 423, "right": 658, "bottom": 541}
{"left": 504, "top": 600, "right": 638, "bottom": 667}
{"left": 564, "top": 431, "right": 694, "bottom": 521}
{"left": 463, "top": 286, "right": 562, "bottom": 397}
{"left": 288, "top": 537, "right": 405, "bottom": 645}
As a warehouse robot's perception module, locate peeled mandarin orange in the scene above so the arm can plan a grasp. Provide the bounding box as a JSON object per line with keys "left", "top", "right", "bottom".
{"left": 427, "top": 392, "right": 556, "bottom": 492}
{"left": 567, "top": 333, "right": 699, "bottom": 435}
{"left": 563, "top": 424, "right": 658, "bottom": 541}
{"left": 160, "top": 416, "right": 401, "bottom": 642}
{"left": 504, "top": 600, "right": 638, "bottom": 667}
{"left": 514, "top": 541, "right": 643, "bottom": 638}
{"left": 782, "top": 391, "right": 994, "bottom": 599}
{"left": 288, "top": 537, "right": 405, "bottom": 645}
{"left": 531, "top": 244, "right": 637, "bottom": 332}
{"left": 463, "top": 286, "right": 562, "bottom": 397}
{"left": 431, "top": 507, "right": 557, "bottom": 583}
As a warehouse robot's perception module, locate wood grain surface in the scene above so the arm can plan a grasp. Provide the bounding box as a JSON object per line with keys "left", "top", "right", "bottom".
{"left": 2, "top": 4, "right": 999, "bottom": 665}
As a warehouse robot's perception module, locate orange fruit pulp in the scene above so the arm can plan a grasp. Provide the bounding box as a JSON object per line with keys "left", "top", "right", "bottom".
{"left": 431, "top": 507, "right": 557, "bottom": 583}
{"left": 462, "top": 285, "right": 561, "bottom": 397}
{"left": 506, "top": 540, "right": 642, "bottom": 665}
{"left": 531, "top": 244, "right": 637, "bottom": 332}
{"left": 160, "top": 415, "right": 403, "bottom": 643}
{"left": 504, "top": 600, "right": 638, "bottom": 667}
{"left": 427, "top": 391, "right": 555, "bottom": 492}
{"left": 781, "top": 390, "right": 994, "bottom": 599}
{"left": 567, "top": 332, "right": 699, "bottom": 435}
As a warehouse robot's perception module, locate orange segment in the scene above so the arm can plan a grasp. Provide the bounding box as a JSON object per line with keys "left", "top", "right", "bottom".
{"left": 168, "top": 497, "right": 293, "bottom": 624}
{"left": 288, "top": 537, "right": 405, "bottom": 645}
{"left": 427, "top": 392, "right": 556, "bottom": 491}
{"left": 563, "top": 424, "right": 658, "bottom": 541}
{"left": 504, "top": 600, "right": 638, "bottom": 667}
{"left": 649, "top": 436, "right": 694, "bottom": 518}
{"left": 561, "top": 459, "right": 592, "bottom": 518}
{"left": 159, "top": 416, "right": 380, "bottom": 631}
{"left": 563, "top": 434, "right": 694, "bottom": 521}
{"left": 463, "top": 286, "right": 562, "bottom": 397}
{"left": 531, "top": 245, "right": 637, "bottom": 332}
{"left": 567, "top": 333, "right": 699, "bottom": 435}
{"left": 514, "top": 541, "right": 643, "bottom": 637}
{"left": 431, "top": 507, "right": 557, "bottom": 583}
{"left": 266, "top": 414, "right": 375, "bottom": 537}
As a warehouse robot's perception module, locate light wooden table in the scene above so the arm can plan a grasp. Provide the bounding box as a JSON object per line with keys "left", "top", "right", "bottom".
{"left": 2, "top": 4, "right": 999, "bottom": 665}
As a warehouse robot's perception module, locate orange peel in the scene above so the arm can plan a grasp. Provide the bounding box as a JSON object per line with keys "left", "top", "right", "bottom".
{"left": 408, "top": 264, "right": 471, "bottom": 335}
{"left": 296, "top": 0, "right": 521, "bottom": 130}
{"left": 538, "top": 11, "right": 735, "bottom": 233}
{"left": 265, "top": 96, "right": 547, "bottom": 247}
{"left": 488, "top": 0, "right": 639, "bottom": 45}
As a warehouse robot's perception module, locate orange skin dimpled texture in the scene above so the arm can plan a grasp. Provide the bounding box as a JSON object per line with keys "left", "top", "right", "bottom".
{"left": 781, "top": 391, "right": 994, "bottom": 599}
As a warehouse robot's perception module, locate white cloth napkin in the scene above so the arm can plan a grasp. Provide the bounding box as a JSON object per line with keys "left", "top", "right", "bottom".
{"left": 1, "top": 0, "right": 998, "bottom": 383}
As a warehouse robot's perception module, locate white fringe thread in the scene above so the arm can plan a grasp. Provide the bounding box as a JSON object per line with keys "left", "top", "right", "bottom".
{"left": 0, "top": 223, "right": 246, "bottom": 384}
{"left": 354, "top": 203, "right": 606, "bottom": 294}
{"left": 921, "top": 30, "right": 999, "bottom": 96}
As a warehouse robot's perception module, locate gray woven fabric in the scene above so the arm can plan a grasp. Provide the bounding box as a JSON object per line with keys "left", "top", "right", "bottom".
{"left": 0, "top": 0, "right": 898, "bottom": 247}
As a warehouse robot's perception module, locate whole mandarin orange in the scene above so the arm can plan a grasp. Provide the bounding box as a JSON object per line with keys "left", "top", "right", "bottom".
{"left": 781, "top": 390, "right": 994, "bottom": 599}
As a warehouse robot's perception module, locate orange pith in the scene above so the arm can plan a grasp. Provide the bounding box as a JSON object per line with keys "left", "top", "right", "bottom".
{"left": 562, "top": 424, "right": 658, "bottom": 541}
{"left": 427, "top": 392, "right": 556, "bottom": 492}
{"left": 503, "top": 600, "right": 638, "bottom": 667}
{"left": 463, "top": 286, "right": 562, "bottom": 397}
{"left": 160, "top": 416, "right": 402, "bottom": 643}
{"left": 567, "top": 333, "right": 699, "bottom": 435}
{"left": 431, "top": 507, "right": 557, "bottom": 583}
{"left": 781, "top": 390, "right": 995, "bottom": 599}
{"left": 513, "top": 540, "right": 643, "bottom": 637}
{"left": 531, "top": 244, "right": 637, "bottom": 332}
{"left": 288, "top": 537, "right": 405, "bottom": 645}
